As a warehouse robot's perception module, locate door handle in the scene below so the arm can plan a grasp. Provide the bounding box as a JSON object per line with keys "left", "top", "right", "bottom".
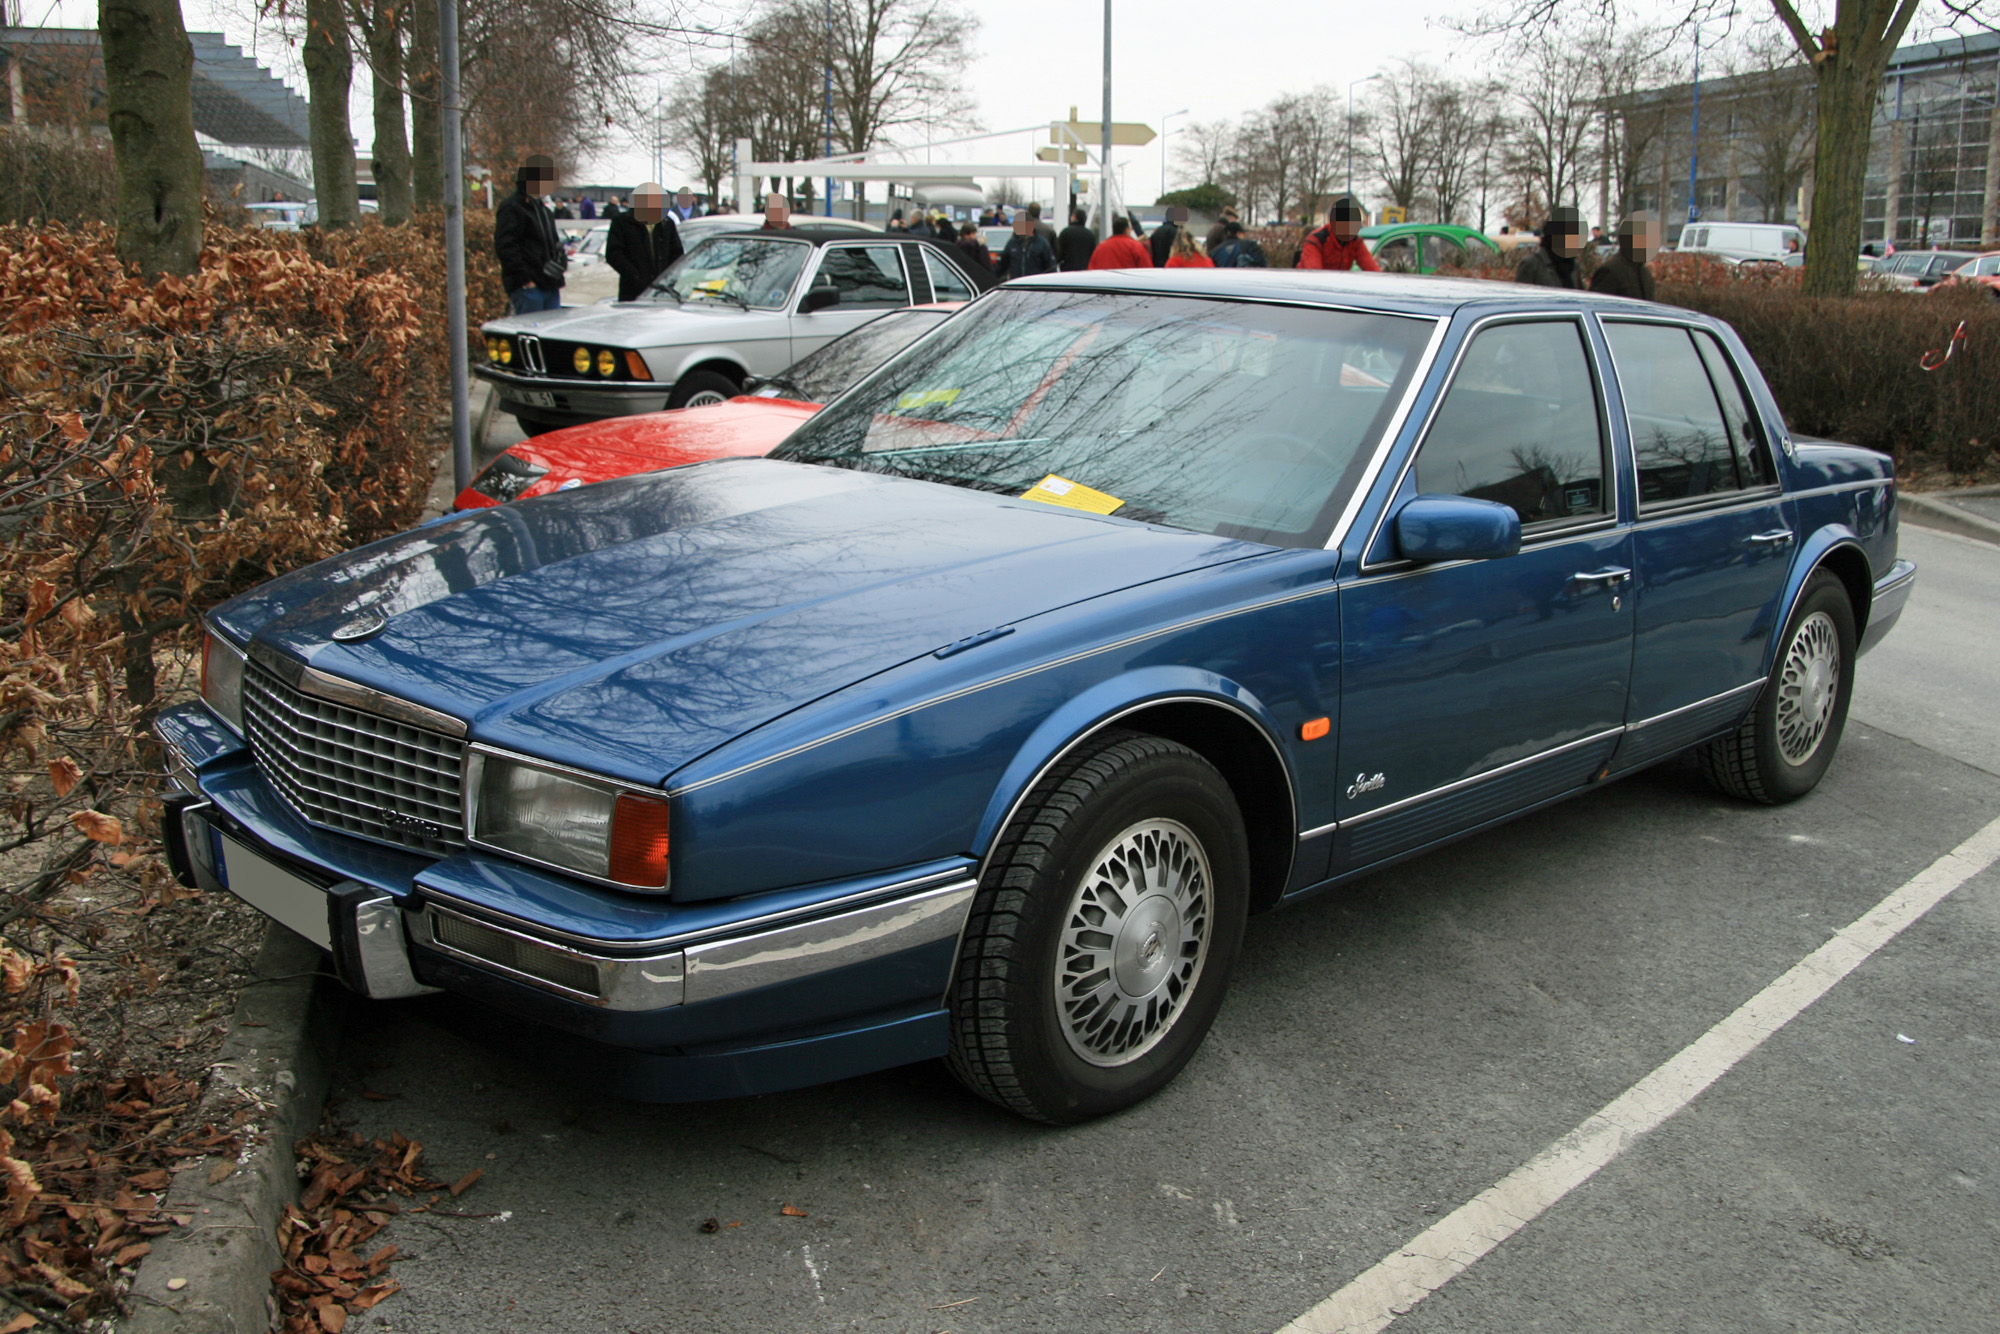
{"left": 1570, "top": 567, "right": 1631, "bottom": 586}
{"left": 1745, "top": 530, "right": 1795, "bottom": 547}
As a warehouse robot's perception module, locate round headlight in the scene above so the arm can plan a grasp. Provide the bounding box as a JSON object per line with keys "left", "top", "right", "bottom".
{"left": 498, "top": 339, "right": 512, "bottom": 364}
{"left": 484, "top": 336, "right": 498, "bottom": 361}
{"left": 597, "top": 349, "right": 616, "bottom": 377}
{"left": 571, "top": 347, "right": 591, "bottom": 374}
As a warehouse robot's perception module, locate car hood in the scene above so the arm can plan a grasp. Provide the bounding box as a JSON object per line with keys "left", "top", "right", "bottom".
{"left": 457, "top": 399, "right": 817, "bottom": 508}
{"left": 481, "top": 300, "right": 774, "bottom": 344}
{"left": 218, "top": 459, "right": 1267, "bottom": 785}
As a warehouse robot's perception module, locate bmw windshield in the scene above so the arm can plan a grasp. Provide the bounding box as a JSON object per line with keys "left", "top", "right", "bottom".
{"left": 771, "top": 288, "right": 1434, "bottom": 548}
{"left": 648, "top": 236, "right": 810, "bottom": 309}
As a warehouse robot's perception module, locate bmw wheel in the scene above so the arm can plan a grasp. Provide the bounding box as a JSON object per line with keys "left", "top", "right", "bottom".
{"left": 1701, "top": 570, "right": 1857, "bottom": 804}
{"left": 666, "top": 370, "right": 739, "bottom": 409}
{"left": 947, "top": 730, "right": 1249, "bottom": 1124}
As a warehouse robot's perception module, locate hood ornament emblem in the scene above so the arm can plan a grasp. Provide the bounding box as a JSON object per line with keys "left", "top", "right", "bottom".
{"left": 330, "top": 608, "right": 388, "bottom": 643}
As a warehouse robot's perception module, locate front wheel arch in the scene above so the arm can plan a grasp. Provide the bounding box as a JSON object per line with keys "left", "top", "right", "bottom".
{"left": 972, "top": 680, "right": 1298, "bottom": 917}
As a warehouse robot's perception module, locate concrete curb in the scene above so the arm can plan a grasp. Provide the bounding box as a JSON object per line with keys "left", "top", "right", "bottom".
{"left": 120, "top": 925, "right": 342, "bottom": 1334}
{"left": 1902, "top": 489, "right": 2000, "bottom": 547}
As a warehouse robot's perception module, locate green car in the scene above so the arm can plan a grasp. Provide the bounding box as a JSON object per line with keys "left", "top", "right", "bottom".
{"left": 1361, "top": 223, "right": 1499, "bottom": 273}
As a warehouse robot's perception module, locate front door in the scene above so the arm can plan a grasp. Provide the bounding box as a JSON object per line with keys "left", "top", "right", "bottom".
{"left": 1600, "top": 319, "right": 1793, "bottom": 769}
{"left": 1336, "top": 317, "right": 1634, "bottom": 872}
{"left": 789, "top": 243, "right": 914, "bottom": 358}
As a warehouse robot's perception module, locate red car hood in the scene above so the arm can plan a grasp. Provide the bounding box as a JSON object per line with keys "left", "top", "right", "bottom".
{"left": 455, "top": 396, "right": 819, "bottom": 508}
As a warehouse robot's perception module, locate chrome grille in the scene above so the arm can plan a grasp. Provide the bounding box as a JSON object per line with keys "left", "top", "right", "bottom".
{"left": 242, "top": 662, "right": 466, "bottom": 855}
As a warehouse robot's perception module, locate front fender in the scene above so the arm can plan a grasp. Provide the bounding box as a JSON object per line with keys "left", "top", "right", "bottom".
{"left": 969, "top": 667, "right": 1293, "bottom": 856}
{"left": 657, "top": 344, "right": 759, "bottom": 385}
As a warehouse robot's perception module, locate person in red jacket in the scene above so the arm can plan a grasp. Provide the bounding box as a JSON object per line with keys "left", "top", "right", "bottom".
{"left": 1164, "top": 226, "right": 1213, "bottom": 268}
{"left": 1088, "top": 214, "right": 1153, "bottom": 268}
{"left": 1299, "top": 196, "right": 1380, "bottom": 271}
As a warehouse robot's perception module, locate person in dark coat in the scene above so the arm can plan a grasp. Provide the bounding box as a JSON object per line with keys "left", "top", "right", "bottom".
{"left": 1516, "top": 204, "right": 1586, "bottom": 289}
{"left": 1208, "top": 220, "right": 1267, "bottom": 268}
{"left": 1589, "top": 213, "right": 1659, "bottom": 301}
{"left": 1025, "top": 201, "right": 1057, "bottom": 249}
{"left": 1056, "top": 207, "right": 1097, "bottom": 271}
{"left": 955, "top": 222, "right": 995, "bottom": 273}
{"left": 494, "top": 155, "right": 566, "bottom": 313}
{"left": 1149, "top": 214, "right": 1180, "bottom": 267}
{"left": 607, "top": 182, "right": 685, "bottom": 302}
{"left": 1000, "top": 214, "right": 1057, "bottom": 280}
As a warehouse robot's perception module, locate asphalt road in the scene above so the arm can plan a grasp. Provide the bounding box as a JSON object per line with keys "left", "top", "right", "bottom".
{"left": 330, "top": 524, "right": 2000, "bottom": 1334}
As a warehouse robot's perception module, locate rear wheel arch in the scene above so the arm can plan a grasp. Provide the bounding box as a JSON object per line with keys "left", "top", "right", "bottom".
{"left": 1813, "top": 542, "right": 1873, "bottom": 641}
{"left": 1769, "top": 532, "right": 1870, "bottom": 673}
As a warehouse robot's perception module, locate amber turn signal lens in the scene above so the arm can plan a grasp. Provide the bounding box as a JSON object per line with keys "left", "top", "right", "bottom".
{"left": 571, "top": 346, "right": 591, "bottom": 374}
{"left": 624, "top": 350, "right": 651, "bottom": 380}
{"left": 607, "top": 792, "right": 670, "bottom": 887}
{"left": 596, "top": 349, "right": 616, "bottom": 377}
{"left": 1300, "top": 716, "right": 1331, "bottom": 741}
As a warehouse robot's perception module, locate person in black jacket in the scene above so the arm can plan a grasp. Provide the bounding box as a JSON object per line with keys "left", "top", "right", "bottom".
{"left": 1589, "top": 213, "right": 1659, "bottom": 301}
{"left": 1149, "top": 208, "right": 1183, "bottom": 267}
{"left": 606, "top": 182, "right": 685, "bottom": 302}
{"left": 1515, "top": 204, "right": 1586, "bottom": 289}
{"left": 495, "top": 155, "right": 566, "bottom": 313}
{"left": 1056, "top": 207, "right": 1097, "bottom": 271}
{"left": 1000, "top": 214, "right": 1057, "bottom": 280}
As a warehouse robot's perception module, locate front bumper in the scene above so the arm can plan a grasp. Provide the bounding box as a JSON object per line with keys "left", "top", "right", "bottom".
{"left": 474, "top": 363, "right": 670, "bottom": 423}
{"left": 155, "top": 703, "right": 976, "bottom": 1098}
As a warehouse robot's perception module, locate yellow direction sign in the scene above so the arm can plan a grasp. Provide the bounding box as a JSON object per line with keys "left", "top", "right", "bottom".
{"left": 1037, "top": 146, "right": 1088, "bottom": 165}
{"left": 1050, "top": 120, "right": 1156, "bottom": 148}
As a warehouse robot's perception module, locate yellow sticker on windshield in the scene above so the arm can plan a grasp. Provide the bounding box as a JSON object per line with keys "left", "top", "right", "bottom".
{"left": 695, "top": 278, "right": 726, "bottom": 293}
{"left": 895, "top": 387, "right": 962, "bottom": 411}
{"left": 1022, "top": 474, "right": 1124, "bottom": 515}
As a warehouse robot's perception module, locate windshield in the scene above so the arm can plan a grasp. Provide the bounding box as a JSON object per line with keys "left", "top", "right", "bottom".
{"left": 771, "top": 289, "right": 1433, "bottom": 548}
{"left": 755, "top": 309, "right": 952, "bottom": 403}
{"left": 649, "top": 236, "right": 809, "bottom": 309}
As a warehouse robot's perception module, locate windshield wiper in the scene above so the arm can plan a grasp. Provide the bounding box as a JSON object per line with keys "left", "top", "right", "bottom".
{"left": 694, "top": 287, "right": 750, "bottom": 310}
{"left": 650, "top": 284, "right": 682, "bottom": 304}
{"left": 757, "top": 373, "right": 811, "bottom": 399}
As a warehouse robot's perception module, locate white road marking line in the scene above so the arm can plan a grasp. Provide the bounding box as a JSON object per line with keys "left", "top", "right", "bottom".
{"left": 1276, "top": 811, "right": 2000, "bottom": 1334}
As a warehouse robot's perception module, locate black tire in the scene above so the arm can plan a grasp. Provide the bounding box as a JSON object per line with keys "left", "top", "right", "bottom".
{"left": 947, "top": 730, "right": 1250, "bottom": 1124}
{"left": 666, "top": 370, "right": 740, "bottom": 409}
{"left": 1701, "top": 570, "right": 1857, "bottom": 804}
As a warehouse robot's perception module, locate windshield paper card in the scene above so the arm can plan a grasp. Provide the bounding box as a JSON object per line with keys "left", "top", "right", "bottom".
{"left": 895, "top": 387, "right": 961, "bottom": 411}
{"left": 1022, "top": 474, "right": 1124, "bottom": 515}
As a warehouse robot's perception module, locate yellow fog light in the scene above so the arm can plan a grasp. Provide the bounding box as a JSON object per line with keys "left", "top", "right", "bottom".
{"left": 597, "top": 349, "right": 616, "bottom": 377}
{"left": 484, "top": 336, "right": 498, "bottom": 361}
{"left": 498, "top": 339, "right": 512, "bottom": 364}
{"left": 572, "top": 347, "right": 591, "bottom": 374}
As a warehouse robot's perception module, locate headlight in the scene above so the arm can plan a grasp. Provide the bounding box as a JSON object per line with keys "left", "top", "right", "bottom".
{"left": 200, "top": 630, "right": 246, "bottom": 734}
{"left": 484, "top": 336, "right": 500, "bottom": 362}
{"left": 596, "top": 349, "right": 616, "bottom": 377}
{"left": 572, "top": 347, "right": 591, "bottom": 374}
{"left": 498, "top": 338, "right": 513, "bottom": 365}
{"left": 468, "top": 752, "right": 670, "bottom": 891}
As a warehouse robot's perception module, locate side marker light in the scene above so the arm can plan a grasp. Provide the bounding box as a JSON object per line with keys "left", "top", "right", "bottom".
{"left": 1300, "top": 717, "right": 1331, "bottom": 742}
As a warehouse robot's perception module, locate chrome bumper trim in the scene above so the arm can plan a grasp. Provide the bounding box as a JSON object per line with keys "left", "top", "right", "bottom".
{"left": 351, "top": 894, "right": 442, "bottom": 999}
{"left": 411, "top": 876, "right": 978, "bottom": 1012}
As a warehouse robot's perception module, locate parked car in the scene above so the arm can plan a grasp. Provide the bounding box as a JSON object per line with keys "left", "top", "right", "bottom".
{"left": 562, "top": 219, "right": 613, "bottom": 267}
{"left": 455, "top": 305, "right": 957, "bottom": 509}
{"left": 474, "top": 228, "right": 991, "bottom": 434}
{"left": 1675, "top": 222, "right": 1806, "bottom": 264}
{"left": 158, "top": 270, "right": 1914, "bottom": 1123}
{"left": 1362, "top": 223, "right": 1501, "bottom": 273}
{"left": 1875, "top": 248, "right": 1980, "bottom": 290}
{"left": 244, "top": 201, "right": 313, "bottom": 231}
{"left": 1926, "top": 250, "right": 2000, "bottom": 296}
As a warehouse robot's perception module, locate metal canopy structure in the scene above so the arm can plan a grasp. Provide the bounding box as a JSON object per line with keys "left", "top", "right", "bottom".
{"left": 1, "top": 27, "right": 309, "bottom": 148}
{"left": 735, "top": 139, "right": 1072, "bottom": 218}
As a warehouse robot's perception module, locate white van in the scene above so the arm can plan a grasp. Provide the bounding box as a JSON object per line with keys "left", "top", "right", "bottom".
{"left": 1675, "top": 222, "right": 1805, "bottom": 261}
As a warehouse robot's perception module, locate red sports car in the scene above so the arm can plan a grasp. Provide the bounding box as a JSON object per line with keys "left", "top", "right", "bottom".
{"left": 455, "top": 305, "right": 957, "bottom": 510}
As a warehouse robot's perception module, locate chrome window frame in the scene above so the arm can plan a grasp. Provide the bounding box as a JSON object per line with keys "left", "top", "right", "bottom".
{"left": 461, "top": 742, "right": 672, "bottom": 894}
{"left": 1598, "top": 313, "right": 1786, "bottom": 521}
{"left": 801, "top": 239, "right": 916, "bottom": 314}
{"left": 1356, "top": 310, "right": 1619, "bottom": 575}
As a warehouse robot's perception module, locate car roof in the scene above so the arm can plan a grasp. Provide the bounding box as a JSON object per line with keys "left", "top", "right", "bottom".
{"left": 1006, "top": 266, "right": 1704, "bottom": 320}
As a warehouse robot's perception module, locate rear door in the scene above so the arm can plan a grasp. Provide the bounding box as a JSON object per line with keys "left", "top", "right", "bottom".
{"left": 1600, "top": 317, "right": 1792, "bottom": 770}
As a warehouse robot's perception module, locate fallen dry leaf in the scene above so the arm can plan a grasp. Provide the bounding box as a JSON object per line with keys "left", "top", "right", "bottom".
{"left": 0, "top": 1313, "right": 40, "bottom": 1332}
{"left": 207, "top": 1159, "right": 238, "bottom": 1185}
{"left": 69, "top": 810, "right": 124, "bottom": 845}
{"left": 448, "top": 1169, "right": 480, "bottom": 1197}
{"left": 46, "top": 757, "right": 82, "bottom": 799}
{"left": 778, "top": 1204, "right": 808, "bottom": 1218}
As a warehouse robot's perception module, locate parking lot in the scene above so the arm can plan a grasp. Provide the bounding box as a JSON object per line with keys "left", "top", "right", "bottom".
{"left": 326, "top": 525, "right": 1998, "bottom": 1333}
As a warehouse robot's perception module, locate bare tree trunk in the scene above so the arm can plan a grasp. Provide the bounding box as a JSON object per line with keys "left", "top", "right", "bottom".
{"left": 1801, "top": 56, "right": 1879, "bottom": 297}
{"left": 98, "top": 0, "right": 204, "bottom": 277}
{"left": 408, "top": 0, "right": 442, "bottom": 211}
{"left": 367, "top": 0, "right": 412, "bottom": 224}
{"left": 304, "top": 0, "right": 360, "bottom": 227}
{"left": 1982, "top": 74, "right": 1998, "bottom": 246}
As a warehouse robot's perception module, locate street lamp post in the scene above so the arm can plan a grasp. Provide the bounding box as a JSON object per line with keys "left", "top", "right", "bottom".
{"left": 1346, "top": 73, "right": 1381, "bottom": 198}
{"left": 1100, "top": 0, "right": 1113, "bottom": 231}
{"left": 1160, "top": 107, "right": 1188, "bottom": 203}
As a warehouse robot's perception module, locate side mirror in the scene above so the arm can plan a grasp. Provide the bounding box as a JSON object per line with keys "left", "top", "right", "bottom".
{"left": 1393, "top": 495, "right": 1522, "bottom": 564}
{"left": 798, "top": 283, "right": 840, "bottom": 314}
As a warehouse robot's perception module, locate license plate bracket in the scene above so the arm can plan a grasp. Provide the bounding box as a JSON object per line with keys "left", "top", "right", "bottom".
{"left": 218, "top": 836, "right": 332, "bottom": 949}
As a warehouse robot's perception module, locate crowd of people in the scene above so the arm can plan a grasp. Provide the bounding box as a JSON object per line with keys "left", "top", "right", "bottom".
{"left": 496, "top": 153, "right": 1665, "bottom": 316}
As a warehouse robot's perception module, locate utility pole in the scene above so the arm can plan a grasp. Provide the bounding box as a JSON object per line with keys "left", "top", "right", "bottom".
{"left": 1346, "top": 73, "right": 1380, "bottom": 197}
{"left": 438, "top": 0, "right": 471, "bottom": 497}
{"left": 823, "top": 0, "right": 835, "bottom": 214}
{"left": 1100, "top": 0, "right": 1113, "bottom": 230}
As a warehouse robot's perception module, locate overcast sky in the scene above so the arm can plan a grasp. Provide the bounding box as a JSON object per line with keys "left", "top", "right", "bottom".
{"left": 27, "top": 0, "right": 1979, "bottom": 205}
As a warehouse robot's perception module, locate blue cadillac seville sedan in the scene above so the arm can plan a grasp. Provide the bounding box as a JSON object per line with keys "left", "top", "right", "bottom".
{"left": 156, "top": 270, "right": 1916, "bottom": 1123}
